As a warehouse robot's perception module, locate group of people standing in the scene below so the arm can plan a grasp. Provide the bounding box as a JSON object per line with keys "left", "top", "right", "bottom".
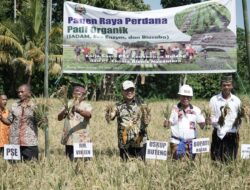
{"left": 0, "top": 74, "right": 247, "bottom": 163}
{"left": 163, "top": 74, "right": 242, "bottom": 162}
{"left": 73, "top": 44, "right": 197, "bottom": 64}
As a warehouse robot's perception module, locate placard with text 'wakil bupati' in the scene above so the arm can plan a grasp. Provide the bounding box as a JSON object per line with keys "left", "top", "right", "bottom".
{"left": 146, "top": 140, "right": 168, "bottom": 160}
{"left": 4, "top": 144, "right": 21, "bottom": 160}
{"left": 241, "top": 144, "right": 250, "bottom": 159}
{"left": 192, "top": 138, "right": 210, "bottom": 154}
{"left": 73, "top": 142, "right": 93, "bottom": 158}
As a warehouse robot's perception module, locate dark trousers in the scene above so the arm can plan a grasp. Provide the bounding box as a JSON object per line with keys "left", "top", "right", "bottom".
{"left": 65, "top": 145, "right": 74, "bottom": 161}
{"left": 20, "top": 146, "right": 39, "bottom": 161}
{"left": 119, "top": 144, "right": 146, "bottom": 161}
{"left": 211, "top": 129, "right": 239, "bottom": 162}
{"left": 0, "top": 147, "right": 4, "bottom": 156}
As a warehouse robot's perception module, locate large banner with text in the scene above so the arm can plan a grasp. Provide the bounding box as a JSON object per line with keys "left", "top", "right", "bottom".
{"left": 63, "top": 0, "right": 236, "bottom": 74}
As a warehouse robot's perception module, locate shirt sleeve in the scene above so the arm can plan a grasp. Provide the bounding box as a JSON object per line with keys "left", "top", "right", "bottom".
{"left": 7, "top": 108, "right": 14, "bottom": 123}
{"left": 169, "top": 107, "right": 178, "bottom": 125}
{"left": 82, "top": 103, "right": 92, "bottom": 113}
{"left": 195, "top": 108, "right": 205, "bottom": 123}
{"left": 209, "top": 98, "right": 219, "bottom": 128}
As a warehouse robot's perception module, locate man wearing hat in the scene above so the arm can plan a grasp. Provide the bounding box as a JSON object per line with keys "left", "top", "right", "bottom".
{"left": 105, "top": 80, "right": 150, "bottom": 161}
{"left": 58, "top": 86, "right": 92, "bottom": 161}
{"left": 164, "top": 84, "right": 205, "bottom": 160}
{"left": 209, "top": 74, "right": 241, "bottom": 162}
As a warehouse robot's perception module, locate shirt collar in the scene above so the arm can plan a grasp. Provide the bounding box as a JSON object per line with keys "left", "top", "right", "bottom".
{"left": 122, "top": 98, "right": 136, "bottom": 105}
{"left": 16, "top": 99, "right": 34, "bottom": 107}
{"left": 217, "top": 92, "right": 234, "bottom": 102}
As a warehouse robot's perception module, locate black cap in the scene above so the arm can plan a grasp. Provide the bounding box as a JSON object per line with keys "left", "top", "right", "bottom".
{"left": 221, "top": 74, "right": 233, "bottom": 82}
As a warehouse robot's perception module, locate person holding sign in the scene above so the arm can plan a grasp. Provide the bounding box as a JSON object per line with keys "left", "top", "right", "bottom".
{"left": 209, "top": 74, "right": 241, "bottom": 162}
{"left": 164, "top": 84, "right": 205, "bottom": 160}
{"left": 58, "top": 86, "right": 92, "bottom": 161}
{"left": 0, "top": 94, "right": 9, "bottom": 156}
{"left": 0, "top": 85, "right": 39, "bottom": 161}
{"left": 105, "top": 80, "right": 151, "bottom": 161}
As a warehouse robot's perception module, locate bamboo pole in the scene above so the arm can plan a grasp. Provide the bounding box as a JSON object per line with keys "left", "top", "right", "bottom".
{"left": 44, "top": 0, "right": 51, "bottom": 157}
{"left": 14, "top": 0, "right": 16, "bottom": 23}
{"left": 242, "top": 0, "right": 250, "bottom": 79}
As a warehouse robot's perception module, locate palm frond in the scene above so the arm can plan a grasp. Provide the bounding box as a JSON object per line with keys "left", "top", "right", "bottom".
{"left": 0, "top": 35, "right": 23, "bottom": 54}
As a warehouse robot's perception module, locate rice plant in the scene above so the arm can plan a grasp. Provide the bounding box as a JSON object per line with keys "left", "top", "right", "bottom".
{"left": 0, "top": 99, "right": 249, "bottom": 190}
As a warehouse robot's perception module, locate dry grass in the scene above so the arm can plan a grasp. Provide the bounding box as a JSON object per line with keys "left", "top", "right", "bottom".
{"left": 0, "top": 99, "right": 250, "bottom": 190}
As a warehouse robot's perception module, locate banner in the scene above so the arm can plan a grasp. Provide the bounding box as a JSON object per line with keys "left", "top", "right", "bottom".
{"left": 63, "top": 0, "right": 236, "bottom": 74}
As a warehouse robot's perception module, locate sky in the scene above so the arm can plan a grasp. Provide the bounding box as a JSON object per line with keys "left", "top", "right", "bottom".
{"left": 143, "top": 0, "right": 250, "bottom": 29}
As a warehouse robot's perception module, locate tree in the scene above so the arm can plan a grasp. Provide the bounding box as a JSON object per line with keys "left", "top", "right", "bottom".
{"left": 161, "top": 0, "right": 201, "bottom": 8}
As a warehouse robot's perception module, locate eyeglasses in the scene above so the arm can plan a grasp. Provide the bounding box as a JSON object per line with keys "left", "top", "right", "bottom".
{"left": 124, "top": 88, "right": 135, "bottom": 92}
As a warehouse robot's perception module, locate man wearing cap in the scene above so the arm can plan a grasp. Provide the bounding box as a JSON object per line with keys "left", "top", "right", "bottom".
{"left": 164, "top": 84, "right": 205, "bottom": 160}
{"left": 105, "top": 80, "right": 150, "bottom": 161}
{"left": 58, "top": 86, "right": 92, "bottom": 161}
{"left": 209, "top": 74, "right": 241, "bottom": 162}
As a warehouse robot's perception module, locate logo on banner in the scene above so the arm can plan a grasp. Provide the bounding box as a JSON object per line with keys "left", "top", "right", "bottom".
{"left": 192, "top": 138, "right": 210, "bottom": 154}
{"left": 75, "top": 4, "right": 86, "bottom": 15}
{"left": 73, "top": 142, "right": 93, "bottom": 158}
{"left": 146, "top": 140, "right": 168, "bottom": 160}
{"left": 4, "top": 144, "right": 21, "bottom": 160}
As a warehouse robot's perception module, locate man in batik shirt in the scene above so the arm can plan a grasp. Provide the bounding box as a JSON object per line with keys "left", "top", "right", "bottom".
{"left": 105, "top": 80, "right": 150, "bottom": 161}
{"left": 0, "top": 84, "right": 38, "bottom": 161}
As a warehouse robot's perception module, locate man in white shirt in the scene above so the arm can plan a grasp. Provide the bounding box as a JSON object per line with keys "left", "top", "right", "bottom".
{"left": 164, "top": 84, "right": 205, "bottom": 160}
{"left": 209, "top": 74, "right": 241, "bottom": 162}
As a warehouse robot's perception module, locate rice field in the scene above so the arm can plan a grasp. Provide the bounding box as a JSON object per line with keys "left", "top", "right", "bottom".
{"left": 0, "top": 99, "right": 250, "bottom": 190}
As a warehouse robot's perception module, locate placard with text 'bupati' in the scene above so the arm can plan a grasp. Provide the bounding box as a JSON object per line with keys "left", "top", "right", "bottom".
{"left": 146, "top": 140, "right": 168, "bottom": 160}
{"left": 241, "top": 144, "right": 250, "bottom": 159}
{"left": 4, "top": 144, "right": 21, "bottom": 160}
{"left": 73, "top": 142, "right": 93, "bottom": 158}
{"left": 192, "top": 138, "right": 210, "bottom": 154}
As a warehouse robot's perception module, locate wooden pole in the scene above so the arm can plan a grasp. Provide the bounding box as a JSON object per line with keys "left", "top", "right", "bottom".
{"left": 14, "top": 0, "right": 16, "bottom": 23}
{"left": 44, "top": 0, "right": 51, "bottom": 157}
{"left": 242, "top": 0, "right": 250, "bottom": 80}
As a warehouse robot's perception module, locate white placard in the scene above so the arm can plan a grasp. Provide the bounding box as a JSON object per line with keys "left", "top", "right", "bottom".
{"left": 192, "top": 138, "right": 210, "bottom": 154}
{"left": 73, "top": 142, "right": 93, "bottom": 158}
{"left": 241, "top": 144, "right": 250, "bottom": 159}
{"left": 4, "top": 144, "right": 21, "bottom": 160}
{"left": 146, "top": 140, "right": 168, "bottom": 160}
